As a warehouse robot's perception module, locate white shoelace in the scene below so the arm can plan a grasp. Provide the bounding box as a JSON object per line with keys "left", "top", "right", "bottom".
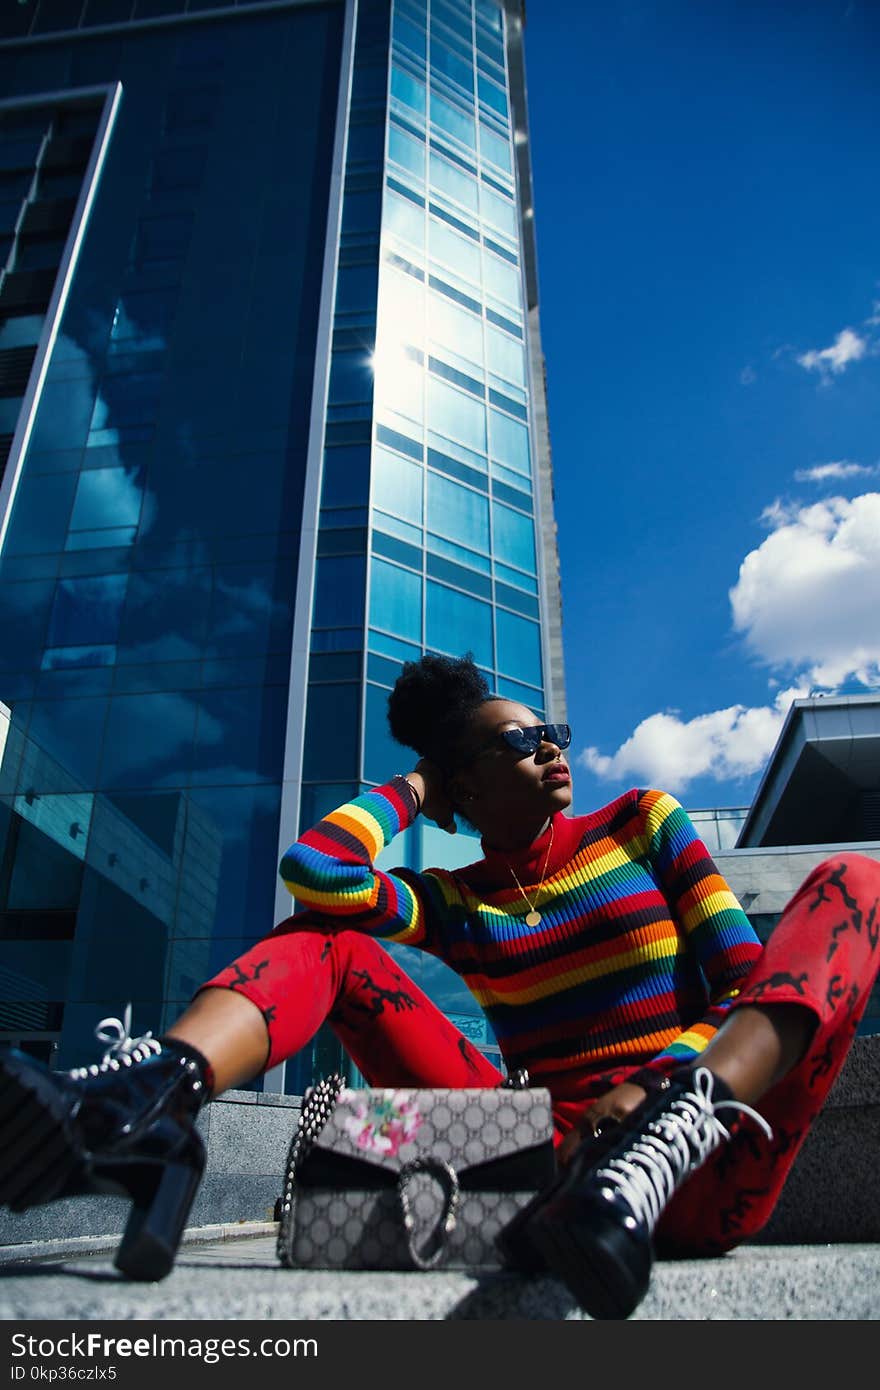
{"left": 596, "top": 1066, "right": 774, "bottom": 1232}
{"left": 68, "top": 1004, "right": 163, "bottom": 1080}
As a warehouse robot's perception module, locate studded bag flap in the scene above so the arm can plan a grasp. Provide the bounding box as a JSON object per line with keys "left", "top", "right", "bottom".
{"left": 276, "top": 1077, "right": 556, "bottom": 1271}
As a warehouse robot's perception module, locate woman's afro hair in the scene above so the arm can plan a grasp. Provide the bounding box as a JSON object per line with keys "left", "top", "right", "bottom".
{"left": 387, "top": 652, "right": 491, "bottom": 770}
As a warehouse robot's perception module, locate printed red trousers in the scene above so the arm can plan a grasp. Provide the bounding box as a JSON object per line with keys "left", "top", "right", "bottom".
{"left": 205, "top": 852, "right": 880, "bottom": 1255}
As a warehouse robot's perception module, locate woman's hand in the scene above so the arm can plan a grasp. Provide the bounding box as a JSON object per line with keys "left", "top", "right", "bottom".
{"left": 557, "top": 1081, "right": 647, "bottom": 1167}
{"left": 406, "top": 759, "right": 458, "bottom": 834}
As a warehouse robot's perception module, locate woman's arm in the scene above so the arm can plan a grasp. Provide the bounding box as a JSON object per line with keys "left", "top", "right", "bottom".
{"left": 278, "top": 775, "right": 453, "bottom": 951}
{"left": 627, "top": 788, "right": 764, "bottom": 1086}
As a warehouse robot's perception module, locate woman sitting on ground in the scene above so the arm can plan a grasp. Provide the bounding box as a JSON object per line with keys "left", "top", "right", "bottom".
{"left": 2, "top": 652, "right": 879, "bottom": 1320}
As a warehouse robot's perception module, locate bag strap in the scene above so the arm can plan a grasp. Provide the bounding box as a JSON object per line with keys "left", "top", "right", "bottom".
{"left": 276, "top": 1072, "right": 345, "bottom": 1268}
{"left": 397, "top": 1157, "right": 461, "bottom": 1271}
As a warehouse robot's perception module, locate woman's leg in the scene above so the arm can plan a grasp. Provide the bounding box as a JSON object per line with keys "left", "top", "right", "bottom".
{"left": 657, "top": 851, "right": 880, "bottom": 1253}
{"left": 0, "top": 916, "right": 500, "bottom": 1283}
{"left": 192, "top": 917, "right": 502, "bottom": 1090}
{"left": 515, "top": 852, "right": 880, "bottom": 1318}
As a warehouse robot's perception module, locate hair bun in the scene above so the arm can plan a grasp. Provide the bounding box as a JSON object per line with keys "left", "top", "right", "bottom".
{"left": 387, "top": 652, "right": 490, "bottom": 766}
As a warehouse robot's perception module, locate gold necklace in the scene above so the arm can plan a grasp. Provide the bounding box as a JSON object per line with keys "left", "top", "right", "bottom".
{"left": 507, "top": 822, "right": 554, "bottom": 927}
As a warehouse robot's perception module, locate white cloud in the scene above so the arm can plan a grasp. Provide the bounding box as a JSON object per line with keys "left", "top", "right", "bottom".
{"left": 739, "top": 365, "right": 756, "bottom": 385}
{"left": 580, "top": 493, "right": 880, "bottom": 792}
{"left": 794, "top": 461, "right": 878, "bottom": 483}
{"left": 730, "top": 492, "right": 880, "bottom": 687}
{"left": 797, "top": 327, "right": 867, "bottom": 377}
{"left": 579, "top": 688, "right": 808, "bottom": 795}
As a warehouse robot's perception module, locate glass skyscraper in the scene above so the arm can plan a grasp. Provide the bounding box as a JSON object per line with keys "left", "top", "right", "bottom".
{"left": 0, "top": 0, "right": 565, "bottom": 1093}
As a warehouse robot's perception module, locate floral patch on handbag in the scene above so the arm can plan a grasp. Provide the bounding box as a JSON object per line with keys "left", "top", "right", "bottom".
{"left": 338, "top": 1088, "right": 423, "bottom": 1158}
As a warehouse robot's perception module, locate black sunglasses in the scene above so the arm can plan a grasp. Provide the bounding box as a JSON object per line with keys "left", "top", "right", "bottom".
{"left": 473, "top": 722, "right": 572, "bottom": 760}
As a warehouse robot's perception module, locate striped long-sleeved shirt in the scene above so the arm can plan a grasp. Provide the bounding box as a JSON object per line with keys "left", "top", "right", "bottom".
{"left": 280, "top": 777, "right": 764, "bottom": 1089}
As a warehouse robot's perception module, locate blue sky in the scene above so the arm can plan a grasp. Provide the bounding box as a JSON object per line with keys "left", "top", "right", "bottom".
{"left": 522, "top": 0, "right": 880, "bottom": 815}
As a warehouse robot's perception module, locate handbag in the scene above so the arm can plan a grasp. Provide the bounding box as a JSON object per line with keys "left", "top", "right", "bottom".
{"left": 276, "top": 1072, "right": 556, "bottom": 1271}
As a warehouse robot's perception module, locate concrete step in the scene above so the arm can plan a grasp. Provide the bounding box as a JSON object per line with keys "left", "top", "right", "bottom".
{"left": 0, "top": 1227, "right": 877, "bottom": 1320}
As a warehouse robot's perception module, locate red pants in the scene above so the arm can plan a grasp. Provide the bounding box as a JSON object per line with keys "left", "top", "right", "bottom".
{"left": 205, "top": 852, "right": 880, "bottom": 1254}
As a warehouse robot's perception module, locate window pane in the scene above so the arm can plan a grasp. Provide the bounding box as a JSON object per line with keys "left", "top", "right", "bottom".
{"left": 428, "top": 217, "right": 481, "bottom": 284}
{"left": 186, "top": 783, "right": 281, "bottom": 943}
{"left": 430, "top": 91, "right": 476, "bottom": 149}
{"left": 313, "top": 555, "right": 367, "bottom": 628}
{"left": 483, "top": 249, "right": 521, "bottom": 306}
{"left": 69, "top": 467, "right": 143, "bottom": 532}
{"left": 383, "top": 188, "right": 425, "bottom": 250}
{"left": 427, "top": 532, "right": 491, "bottom": 574}
{"left": 492, "top": 501, "right": 535, "bottom": 572}
{"left": 335, "top": 263, "right": 379, "bottom": 313}
{"left": 192, "top": 685, "right": 286, "bottom": 786}
{"left": 0, "top": 580, "right": 55, "bottom": 674}
{"left": 372, "top": 446, "right": 423, "bottom": 523}
{"left": 117, "top": 567, "right": 210, "bottom": 664}
{"left": 427, "top": 471, "right": 488, "bottom": 551}
{"left": 328, "top": 350, "right": 373, "bottom": 405}
{"left": 205, "top": 563, "right": 292, "bottom": 659}
{"left": 391, "top": 64, "right": 427, "bottom": 116}
{"left": 30, "top": 380, "right": 93, "bottom": 453}
{"left": 98, "top": 690, "right": 197, "bottom": 789}
{"left": 426, "top": 375, "right": 486, "bottom": 453}
{"left": 373, "top": 344, "right": 423, "bottom": 423}
{"left": 369, "top": 627, "right": 420, "bottom": 663}
{"left": 110, "top": 288, "right": 177, "bottom": 349}
{"left": 427, "top": 294, "right": 483, "bottom": 371}
{"left": 426, "top": 581, "right": 492, "bottom": 666}
{"left": 477, "top": 73, "right": 508, "bottom": 118}
{"left": 496, "top": 608, "right": 542, "bottom": 685}
{"left": 489, "top": 407, "right": 529, "bottom": 475}
{"left": 322, "top": 447, "right": 370, "bottom": 507}
{"left": 302, "top": 684, "right": 358, "bottom": 781}
{"left": 479, "top": 122, "right": 511, "bottom": 172}
{"left": 393, "top": 12, "right": 427, "bottom": 61}
{"left": 429, "top": 152, "right": 478, "bottom": 212}
{"left": 369, "top": 557, "right": 422, "bottom": 644}
{"left": 26, "top": 696, "right": 108, "bottom": 792}
{"left": 47, "top": 574, "right": 128, "bottom": 649}
{"left": 480, "top": 183, "right": 517, "bottom": 238}
{"left": 431, "top": 40, "right": 474, "bottom": 94}
{"left": 485, "top": 322, "right": 524, "bottom": 385}
{"left": 374, "top": 510, "right": 423, "bottom": 548}
{"left": 379, "top": 265, "right": 425, "bottom": 348}
{"left": 388, "top": 125, "right": 425, "bottom": 181}
{"left": 364, "top": 681, "right": 402, "bottom": 785}
{"left": 4, "top": 472, "right": 77, "bottom": 556}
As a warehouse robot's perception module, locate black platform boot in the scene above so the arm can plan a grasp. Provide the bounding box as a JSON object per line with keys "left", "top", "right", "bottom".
{"left": 0, "top": 1008, "right": 212, "bottom": 1283}
{"left": 496, "top": 1066, "right": 772, "bottom": 1320}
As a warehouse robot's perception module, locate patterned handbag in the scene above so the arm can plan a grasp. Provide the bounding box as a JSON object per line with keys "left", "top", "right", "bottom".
{"left": 276, "top": 1073, "right": 556, "bottom": 1271}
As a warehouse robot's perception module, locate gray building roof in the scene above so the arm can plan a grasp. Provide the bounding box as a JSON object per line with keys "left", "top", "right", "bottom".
{"left": 736, "top": 694, "right": 880, "bottom": 847}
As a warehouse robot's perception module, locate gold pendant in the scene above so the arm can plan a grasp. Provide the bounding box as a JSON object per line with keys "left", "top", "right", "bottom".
{"left": 525, "top": 910, "right": 541, "bottom": 927}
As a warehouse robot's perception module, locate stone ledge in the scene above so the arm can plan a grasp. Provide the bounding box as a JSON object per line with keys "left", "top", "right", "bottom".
{"left": 0, "top": 1221, "right": 278, "bottom": 1267}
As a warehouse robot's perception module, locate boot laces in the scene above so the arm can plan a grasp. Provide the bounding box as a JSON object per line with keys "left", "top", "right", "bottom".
{"left": 68, "top": 1004, "right": 163, "bottom": 1079}
{"left": 595, "top": 1067, "right": 773, "bottom": 1233}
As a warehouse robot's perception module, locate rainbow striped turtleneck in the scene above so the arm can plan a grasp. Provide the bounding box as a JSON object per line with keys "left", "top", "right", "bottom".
{"left": 280, "top": 777, "right": 763, "bottom": 1091}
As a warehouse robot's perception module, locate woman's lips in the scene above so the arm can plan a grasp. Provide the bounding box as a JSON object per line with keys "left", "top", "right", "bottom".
{"left": 543, "top": 766, "right": 571, "bottom": 784}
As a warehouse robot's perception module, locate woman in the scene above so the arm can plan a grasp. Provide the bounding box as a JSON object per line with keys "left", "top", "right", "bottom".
{"left": 2, "top": 653, "right": 879, "bottom": 1320}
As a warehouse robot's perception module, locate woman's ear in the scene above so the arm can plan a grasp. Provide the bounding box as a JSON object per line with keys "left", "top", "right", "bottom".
{"left": 448, "top": 771, "right": 477, "bottom": 806}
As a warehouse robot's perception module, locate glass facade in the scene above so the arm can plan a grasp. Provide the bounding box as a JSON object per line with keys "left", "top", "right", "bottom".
{"left": 0, "top": 1, "right": 347, "bottom": 1070}
{"left": 0, "top": 0, "right": 566, "bottom": 1092}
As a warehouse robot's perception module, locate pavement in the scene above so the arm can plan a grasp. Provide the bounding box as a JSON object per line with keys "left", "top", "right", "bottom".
{"left": 0, "top": 1222, "right": 877, "bottom": 1320}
